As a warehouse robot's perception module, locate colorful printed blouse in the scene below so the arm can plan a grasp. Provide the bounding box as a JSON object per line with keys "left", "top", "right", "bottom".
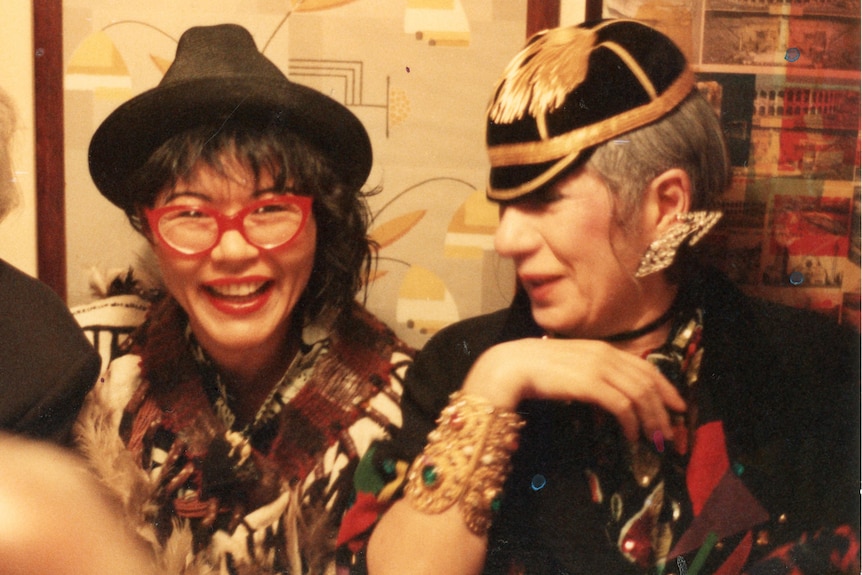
{"left": 76, "top": 297, "right": 413, "bottom": 574}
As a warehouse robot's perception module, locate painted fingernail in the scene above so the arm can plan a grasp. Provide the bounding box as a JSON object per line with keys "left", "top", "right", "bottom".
{"left": 653, "top": 430, "right": 665, "bottom": 452}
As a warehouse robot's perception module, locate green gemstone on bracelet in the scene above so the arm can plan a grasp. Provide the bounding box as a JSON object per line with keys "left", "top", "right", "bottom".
{"left": 421, "top": 464, "right": 439, "bottom": 486}
{"left": 382, "top": 458, "right": 396, "bottom": 475}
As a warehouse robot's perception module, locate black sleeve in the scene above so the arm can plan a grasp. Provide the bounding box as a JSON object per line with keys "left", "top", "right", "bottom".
{"left": 385, "top": 308, "right": 517, "bottom": 461}
{"left": 0, "top": 262, "right": 101, "bottom": 445}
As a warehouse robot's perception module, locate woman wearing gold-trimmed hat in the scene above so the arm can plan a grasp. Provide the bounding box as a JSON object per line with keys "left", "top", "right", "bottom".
{"left": 74, "top": 23, "right": 413, "bottom": 573}
{"left": 347, "top": 20, "right": 860, "bottom": 575}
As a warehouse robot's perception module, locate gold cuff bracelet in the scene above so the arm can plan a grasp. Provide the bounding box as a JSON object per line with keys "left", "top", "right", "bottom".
{"left": 405, "top": 391, "right": 525, "bottom": 535}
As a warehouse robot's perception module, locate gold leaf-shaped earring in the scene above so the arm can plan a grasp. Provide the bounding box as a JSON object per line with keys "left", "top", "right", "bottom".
{"left": 635, "top": 211, "right": 722, "bottom": 278}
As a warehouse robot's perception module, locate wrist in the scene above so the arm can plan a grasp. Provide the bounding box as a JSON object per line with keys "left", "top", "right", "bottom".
{"left": 461, "top": 344, "right": 527, "bottom": 410}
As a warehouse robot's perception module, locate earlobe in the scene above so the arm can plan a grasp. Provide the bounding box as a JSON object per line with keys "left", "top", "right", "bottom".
{"left": 648, "top": 168, "right": 692, "bottom": 235}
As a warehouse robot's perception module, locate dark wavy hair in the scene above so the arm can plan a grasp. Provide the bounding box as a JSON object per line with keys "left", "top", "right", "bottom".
{"left": 123, "top": 116, "right": 376, "bottom": 327}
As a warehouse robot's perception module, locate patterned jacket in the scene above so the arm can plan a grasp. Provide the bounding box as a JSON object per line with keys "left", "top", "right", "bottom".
{"left": 76, "top": 297, "right": 413, "bottom": 575}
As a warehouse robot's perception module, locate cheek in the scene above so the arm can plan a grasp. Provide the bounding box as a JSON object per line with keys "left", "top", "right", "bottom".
{"left": 277, "top": 223, "right": 317, "bottom": 283}
{"left": 153, "top": 247, "right": 197, "bottom": 296}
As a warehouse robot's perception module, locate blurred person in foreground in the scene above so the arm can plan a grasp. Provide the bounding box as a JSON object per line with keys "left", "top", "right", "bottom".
{"left": 0, "top": 87, "right": 100, "bottom": 443}
{"left": 343, "top": 19, "right": 860, "bottom": 575}
{"left": 75, "top": 24, "right": 412, "bottom": 574}
{"left": 0, "top": 433, "right": 157, "bottom": 575}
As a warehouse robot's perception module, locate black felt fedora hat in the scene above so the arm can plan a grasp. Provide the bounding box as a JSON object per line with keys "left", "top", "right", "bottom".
{"left": 486, "top": 19, "right": 695, "bottom": 200}
{"left": 89, "top": 23, "right": 372, "bottom": 211}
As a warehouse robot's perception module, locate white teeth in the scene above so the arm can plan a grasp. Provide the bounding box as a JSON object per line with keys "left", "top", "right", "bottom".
{"left": 209, "top": 282, "right": 265, "bottom": 297}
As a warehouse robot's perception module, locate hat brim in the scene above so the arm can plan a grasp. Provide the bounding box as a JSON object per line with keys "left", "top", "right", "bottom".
{"left": 89, "top": 76, "right": 372, "bottom": 211}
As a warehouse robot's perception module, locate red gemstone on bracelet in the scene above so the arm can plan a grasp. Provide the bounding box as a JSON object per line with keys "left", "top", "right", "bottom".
{"left": 506, "top": 434, "right": 520, "bottom": 451}
{"left": 448, "top": 411, "right": 464, "bottom": 430}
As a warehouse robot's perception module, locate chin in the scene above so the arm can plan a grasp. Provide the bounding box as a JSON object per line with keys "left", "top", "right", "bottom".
{"left": 196, "top": 317, "right": 283, "bottom": 352}
{"left": 532, "top": 311, "right": 570, "bottom": 337}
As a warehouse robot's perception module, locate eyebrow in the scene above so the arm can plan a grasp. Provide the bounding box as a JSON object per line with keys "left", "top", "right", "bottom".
{"left": 162, "top": 190, "right": 211, "bottom": 203}
{"left": 163, "top": 184, "right": 296, "bottom": 204}
{"left": 252, "top": 186, "right": 292, "bottom": 197}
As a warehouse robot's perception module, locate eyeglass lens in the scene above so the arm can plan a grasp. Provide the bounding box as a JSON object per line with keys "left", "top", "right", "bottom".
{"left": 157, "top": 201, "right": 306, "bottom": 254}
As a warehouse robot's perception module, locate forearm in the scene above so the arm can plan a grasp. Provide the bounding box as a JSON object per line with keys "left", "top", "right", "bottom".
{"left": 367, "top": 389, "right": 523, "bottom": 574}
{"left": 367, "top": 500, "right": 487, "bottom": 575}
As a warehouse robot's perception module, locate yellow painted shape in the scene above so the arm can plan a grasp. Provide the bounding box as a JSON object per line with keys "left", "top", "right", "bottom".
{"left": 443, "top": 244, "right": 483, "bottom": 259}
{"left": 150, "top": 54, "right": 172, "bottom": 75}
{"left": 67, "top": 31, "right": 128, "bottom": 75}
{"left": 447, "top": 190, "right": 498, "bottom": 233}
{"left": 420, "top": 31, "right": 470, "bottom": 46}
{"left": 399, "top": 265, "right": 445, "bottom": 300}
{"left": 294, "top": 0, "right": 361, "bottom": 11}
{"left": 370, "top": 210, "right": 425, "bottom": 249}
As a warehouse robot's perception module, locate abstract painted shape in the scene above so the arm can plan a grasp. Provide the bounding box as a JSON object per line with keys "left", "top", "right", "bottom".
{"left": 365, "top": 269, "right": 389, "bottom": 284}
{"left": 65, "top": 31, "right": 132, "bottom": 99}
{"left": 445, "top": 190, "right": 499, "bottom": 259}
{"left": 389, "top": 87, "right": 411, "bottom": 128}
{"left": 150, "top": 54, "right": 172, "bottom": 75}
{"left": 404, "top": 0, "right": 471, "bottom": 46}
{"left": 396, "top": 265, "right": 459, "bottom": 334}
{"left": 293, "top": 0, "right": 360, "bottom": 11}
{"left": 370, "top": 210, "right": 426, "bottom": 249}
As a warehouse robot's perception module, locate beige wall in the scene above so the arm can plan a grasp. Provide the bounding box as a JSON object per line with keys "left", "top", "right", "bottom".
{"left": 0, "top": 0, "right": 37, "bottom": 276}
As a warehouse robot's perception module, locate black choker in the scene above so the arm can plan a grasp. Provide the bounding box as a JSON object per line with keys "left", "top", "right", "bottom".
{"left": 600, "top": 304, "right": 677, "bottom": 343}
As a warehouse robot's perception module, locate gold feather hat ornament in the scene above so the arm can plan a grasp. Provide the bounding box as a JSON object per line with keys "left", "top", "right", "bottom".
{"left": 486, "top": 19, "right": 696, "bottom": 201}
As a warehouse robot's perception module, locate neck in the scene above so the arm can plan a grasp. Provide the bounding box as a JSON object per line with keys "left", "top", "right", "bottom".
{"left": 601, "top": 302, "right": 677, "bottom": 344}
{"left": 206, "top": 326, "right": 301, "bottom": 424}
{"left": 607, "top": 320, "right": 674, "bottom": 356}
{"left": 604, "top": 278, "right": 679, "bottom": 354}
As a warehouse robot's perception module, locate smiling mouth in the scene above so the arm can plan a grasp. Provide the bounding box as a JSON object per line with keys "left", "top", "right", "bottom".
{"left": 204, "top": 281, "right": 271, "bottom": 300}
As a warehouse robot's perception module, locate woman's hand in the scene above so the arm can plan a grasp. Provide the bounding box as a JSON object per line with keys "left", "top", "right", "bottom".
{"left": 461, "top": 338, "right": 686, "bottom": 442}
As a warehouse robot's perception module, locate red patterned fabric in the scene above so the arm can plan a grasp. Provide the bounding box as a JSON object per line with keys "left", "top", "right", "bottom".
{"left": 686, "top": 421, "right": 729, "bottom": 516}
{"left": 111, "top": 296, "right": 413, "bottom": 572}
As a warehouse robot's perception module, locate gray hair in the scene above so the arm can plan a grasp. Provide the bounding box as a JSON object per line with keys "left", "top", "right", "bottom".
{"left": 586, "top": 91, "right": 730, "bottom": 228}
{"left": 0, "top": 87, "right": 19, "bottom": 223}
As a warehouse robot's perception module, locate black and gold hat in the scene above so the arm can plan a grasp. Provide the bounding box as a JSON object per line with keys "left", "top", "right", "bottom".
{"left": 486, "top": 19, "right": 694, "bottom": 200}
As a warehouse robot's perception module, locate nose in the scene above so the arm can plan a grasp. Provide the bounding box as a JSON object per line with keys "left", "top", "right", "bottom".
{"left": 209, "top": 228, "right": 259, "bottom": 264}
{"left": 494, "top": 204, "right": 539, "bottom": 259}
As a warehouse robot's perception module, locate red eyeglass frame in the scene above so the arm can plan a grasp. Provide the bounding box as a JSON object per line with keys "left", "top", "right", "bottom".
{"left": 144, "top": 195, "right": 314, "bottom": 257}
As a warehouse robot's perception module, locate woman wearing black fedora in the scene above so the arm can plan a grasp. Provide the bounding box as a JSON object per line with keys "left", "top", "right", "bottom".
{"left": 74, "top": 24, "right": 413, "bottom": 574}
{"left": 348, "top": 20, "right": 860, "bottom": 575}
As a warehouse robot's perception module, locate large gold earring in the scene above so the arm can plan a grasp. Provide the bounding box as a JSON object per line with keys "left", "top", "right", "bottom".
{"left": 635, "top": 211, "right": 722, "bottom": 278}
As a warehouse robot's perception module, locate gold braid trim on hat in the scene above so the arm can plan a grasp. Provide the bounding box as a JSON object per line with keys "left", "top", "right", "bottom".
{"left": 405, "top": 391, "right": 525, "bottom": 536}
{"left": 487, "top": 65, "right": 696, "bottom": 170}
{"left": 486, "top": 152, "right": 583, "bottom": 202}
{"left": 600, "top": 40, "right": 658, "bottom": 99}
